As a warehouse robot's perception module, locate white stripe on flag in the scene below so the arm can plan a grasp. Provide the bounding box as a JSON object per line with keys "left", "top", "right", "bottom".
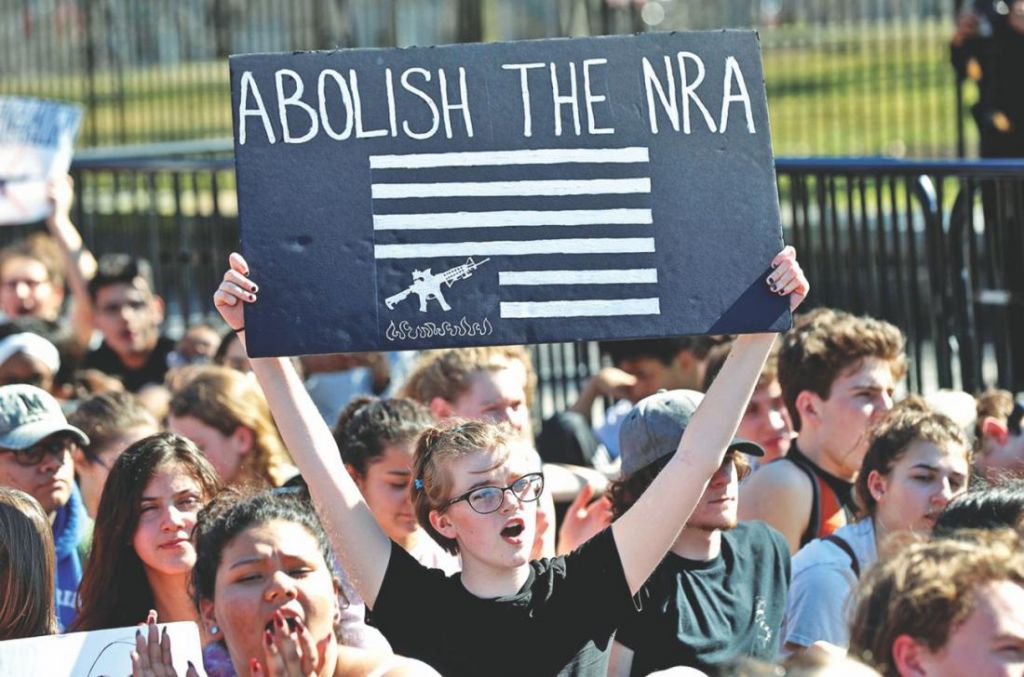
{"left": 374, "top": 237, "right": 656, "bottom": 259}
{"left": 498, "top": 269, "right": 658, "bottom": 286}
{"left": 500, "top": 298, "right": 662, "bottom": 318}
{"left": 373, "top": 208, "right": 652, "bottom": 230}
{"left": 372, "top": 178, "right": 650, "bottom": 200}
{"left": 369, "top": 147, "right": 650, "bottom": 169}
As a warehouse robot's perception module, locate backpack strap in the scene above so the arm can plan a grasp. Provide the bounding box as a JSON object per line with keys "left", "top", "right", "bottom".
{"left": 824, "top": 533, "right": 860, "bottom": 578}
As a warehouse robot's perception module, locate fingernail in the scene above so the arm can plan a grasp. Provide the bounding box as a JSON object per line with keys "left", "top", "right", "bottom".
{"left": 264, "top": 629, "right": 274, "bottom": 646}
{"left": 771, "top": 261, "right": 779, "bottom": 268}
{"left": 251, "top": 284, "right": 258, "bottom": 293}
{"left": 250, "top": 658, "right": 261, "bottom": 673}
{"left": 188, "top": 661, "right": 195, "bottom": 670}
{"left": 248, "top": 293, "right": 256, "bottom": 301}
{"left": 136, "top": 629, "right": 142, "bottom": 639}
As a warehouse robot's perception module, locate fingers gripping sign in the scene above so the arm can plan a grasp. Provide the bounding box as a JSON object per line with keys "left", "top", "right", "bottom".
{"left": 766, "top": 245, "right": 809, "bottom": 311}
{"left": 214, "top": 252, "right": 260, "bottom": 333}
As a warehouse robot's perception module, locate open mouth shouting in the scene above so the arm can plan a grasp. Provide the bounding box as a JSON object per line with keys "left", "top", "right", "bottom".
{"left": 501, "top": 517, "right": 526, "bottom": 545}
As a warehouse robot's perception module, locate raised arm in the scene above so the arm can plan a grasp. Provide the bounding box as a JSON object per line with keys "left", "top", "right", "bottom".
{"left": 214, "top": 253, "right": 392, "bottom": 606}
{"left": 45, "top": 174, "right": 97, "bottom": 348}
{"left": 611, "top": 246, "right": 808, "bottom": 594}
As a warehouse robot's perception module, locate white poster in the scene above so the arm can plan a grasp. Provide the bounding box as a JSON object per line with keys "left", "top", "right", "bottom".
{"left": 0, "top": 621, "right": 206, "bottom": 676}
{"left": 0, "top": 96, "right": 82, "bottom": 226}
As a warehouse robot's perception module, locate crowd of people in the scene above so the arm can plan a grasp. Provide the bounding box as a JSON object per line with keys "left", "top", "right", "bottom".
{"left": 0, "top": 178, "right": 1022, "bottom": 677}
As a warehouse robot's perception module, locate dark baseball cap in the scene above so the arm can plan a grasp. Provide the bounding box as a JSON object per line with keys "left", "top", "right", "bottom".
{"left": 0, "top": 384, "right": 89, "bottom": 450}
{"left": 619, "top": 389, "right": 763, "bottom": 477}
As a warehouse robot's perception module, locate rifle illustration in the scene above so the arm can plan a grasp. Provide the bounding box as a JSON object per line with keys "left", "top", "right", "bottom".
{"left": 385, "top": 257, "right": 490, "bottom": 313}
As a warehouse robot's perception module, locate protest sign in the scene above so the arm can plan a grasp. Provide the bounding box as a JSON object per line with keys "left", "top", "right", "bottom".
{"left": 230, "top": 31, "right": 789, "bottom": 356}
{"left": 0, "top": 621, "right": 205, "bottom": 676}
{"left": 0, "top": 96, "right": 82, "bottom": 226}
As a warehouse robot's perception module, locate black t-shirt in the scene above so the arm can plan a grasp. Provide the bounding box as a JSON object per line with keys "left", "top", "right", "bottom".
{"left": 83, "top": 336, "right": 175, "bottom": 392}
{"left": 369, "top": 527, "right": 636, "bottom": 677}
{"left": 616, "top": 521, "right": 790, "bottom": 676}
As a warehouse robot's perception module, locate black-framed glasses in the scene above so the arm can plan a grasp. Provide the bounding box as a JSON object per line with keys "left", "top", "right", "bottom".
{"left": 0, "top": 435, "right": 76, "bottom": 467}
{"left": 442, "top": 472, "right": 545, "bottom": 515}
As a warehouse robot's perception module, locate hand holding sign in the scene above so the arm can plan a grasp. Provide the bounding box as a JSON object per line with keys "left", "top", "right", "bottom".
{"left": 131, "top": 612, "right": 201, "bottom": 677}
{"left": 213, "top": 252, "right": 257, "bottom": 333}
{"left": 768, "top": 245, "right": 808, "bottom": 311}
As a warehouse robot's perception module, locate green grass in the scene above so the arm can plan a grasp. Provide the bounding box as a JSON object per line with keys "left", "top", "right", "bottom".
{"left": 0, "top": 17, "right": 976, "bottom": 157}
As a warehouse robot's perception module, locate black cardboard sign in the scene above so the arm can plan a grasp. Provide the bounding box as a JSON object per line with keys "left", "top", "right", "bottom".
{"left": 230, "top": 31, "right": 789, "bottom": 357}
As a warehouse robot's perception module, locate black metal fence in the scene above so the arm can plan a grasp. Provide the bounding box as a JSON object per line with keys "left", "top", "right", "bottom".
{"left": 1, "top": 0, "right": 973, "bottom": 157}
{"left": 0, "top": 146, "right": 1012, "bottom": 413}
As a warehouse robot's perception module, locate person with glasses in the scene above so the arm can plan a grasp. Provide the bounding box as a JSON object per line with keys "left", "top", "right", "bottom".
{"left": 974, "top": 389, "right": 1024, "bottom": 483}
{"left": 68, "top": 390, "right": 161, "bottom": 518}
{"left": 213, "top": 246, "right": 808, "bottom": 675}
{"left": 81, "top": 254, "right": 175, "bottom": 393}
{"left": 0, "top": 383, "right": 90, "bottom": 630}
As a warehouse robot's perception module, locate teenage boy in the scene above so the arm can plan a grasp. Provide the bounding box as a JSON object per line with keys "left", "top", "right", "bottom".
{"left": 0, "top": 383, "right": 91, "bottom": 630}
{"left": 213, "top": 246, "right": 808, "bottom": 676}
{"left": 607, "top": 390, "right": 789, "bottom": 675}
{"left": 739, "top": 308, "right": 906, "bottom": 553}
{"left": 849, "top": 530, "right": 1024, "bottom": 676}
{"left": 82, "top": 254, "right": 174, "bottom": 392}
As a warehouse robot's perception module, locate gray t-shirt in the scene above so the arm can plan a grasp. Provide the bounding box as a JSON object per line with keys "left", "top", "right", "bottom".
{"left": 781, "top": 517, "right": 878, "bottom": 651}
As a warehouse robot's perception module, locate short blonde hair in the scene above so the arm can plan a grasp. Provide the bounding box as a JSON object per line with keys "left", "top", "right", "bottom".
{"left": 401, "top": 346, "right": 536, "bottom": 408}
{"left": 411, "top": 420, "right": 519, "bottom": 554}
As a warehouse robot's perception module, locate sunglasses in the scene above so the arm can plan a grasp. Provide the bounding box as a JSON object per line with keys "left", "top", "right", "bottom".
{"left": 442, "top": 472, "right": 545, "bottom": 515}
{"left": 0, "top": 435, "right": 76, "bottom": 468}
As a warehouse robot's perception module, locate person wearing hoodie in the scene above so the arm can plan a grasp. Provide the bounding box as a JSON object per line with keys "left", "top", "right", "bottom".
{"left": 0, "top": 383, "right": 91, "bottom": 630}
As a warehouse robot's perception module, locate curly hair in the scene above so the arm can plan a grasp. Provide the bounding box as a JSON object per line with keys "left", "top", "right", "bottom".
{"left": 333, "top": 396, "right": 434, "bottom": 477}
{"left": 849, "top": 529, "right": 1024, "bottom": 676}
{"left": 854, "top": 396, "right": 971, "bottom": 517}
{"left": 778, "top": 308, "right": 907, "bottom": 431}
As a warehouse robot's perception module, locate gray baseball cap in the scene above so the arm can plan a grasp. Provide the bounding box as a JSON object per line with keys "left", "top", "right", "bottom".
{"left": 0, "top": 384, "right": 89, "bottom": 450}
{"left": 619, "top": 389, "right": 764, "bottom": 477}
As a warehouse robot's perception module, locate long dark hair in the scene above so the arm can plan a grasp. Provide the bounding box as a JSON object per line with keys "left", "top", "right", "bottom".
{"left": 73, "top": 433, "right": 221, "bottom": 630}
